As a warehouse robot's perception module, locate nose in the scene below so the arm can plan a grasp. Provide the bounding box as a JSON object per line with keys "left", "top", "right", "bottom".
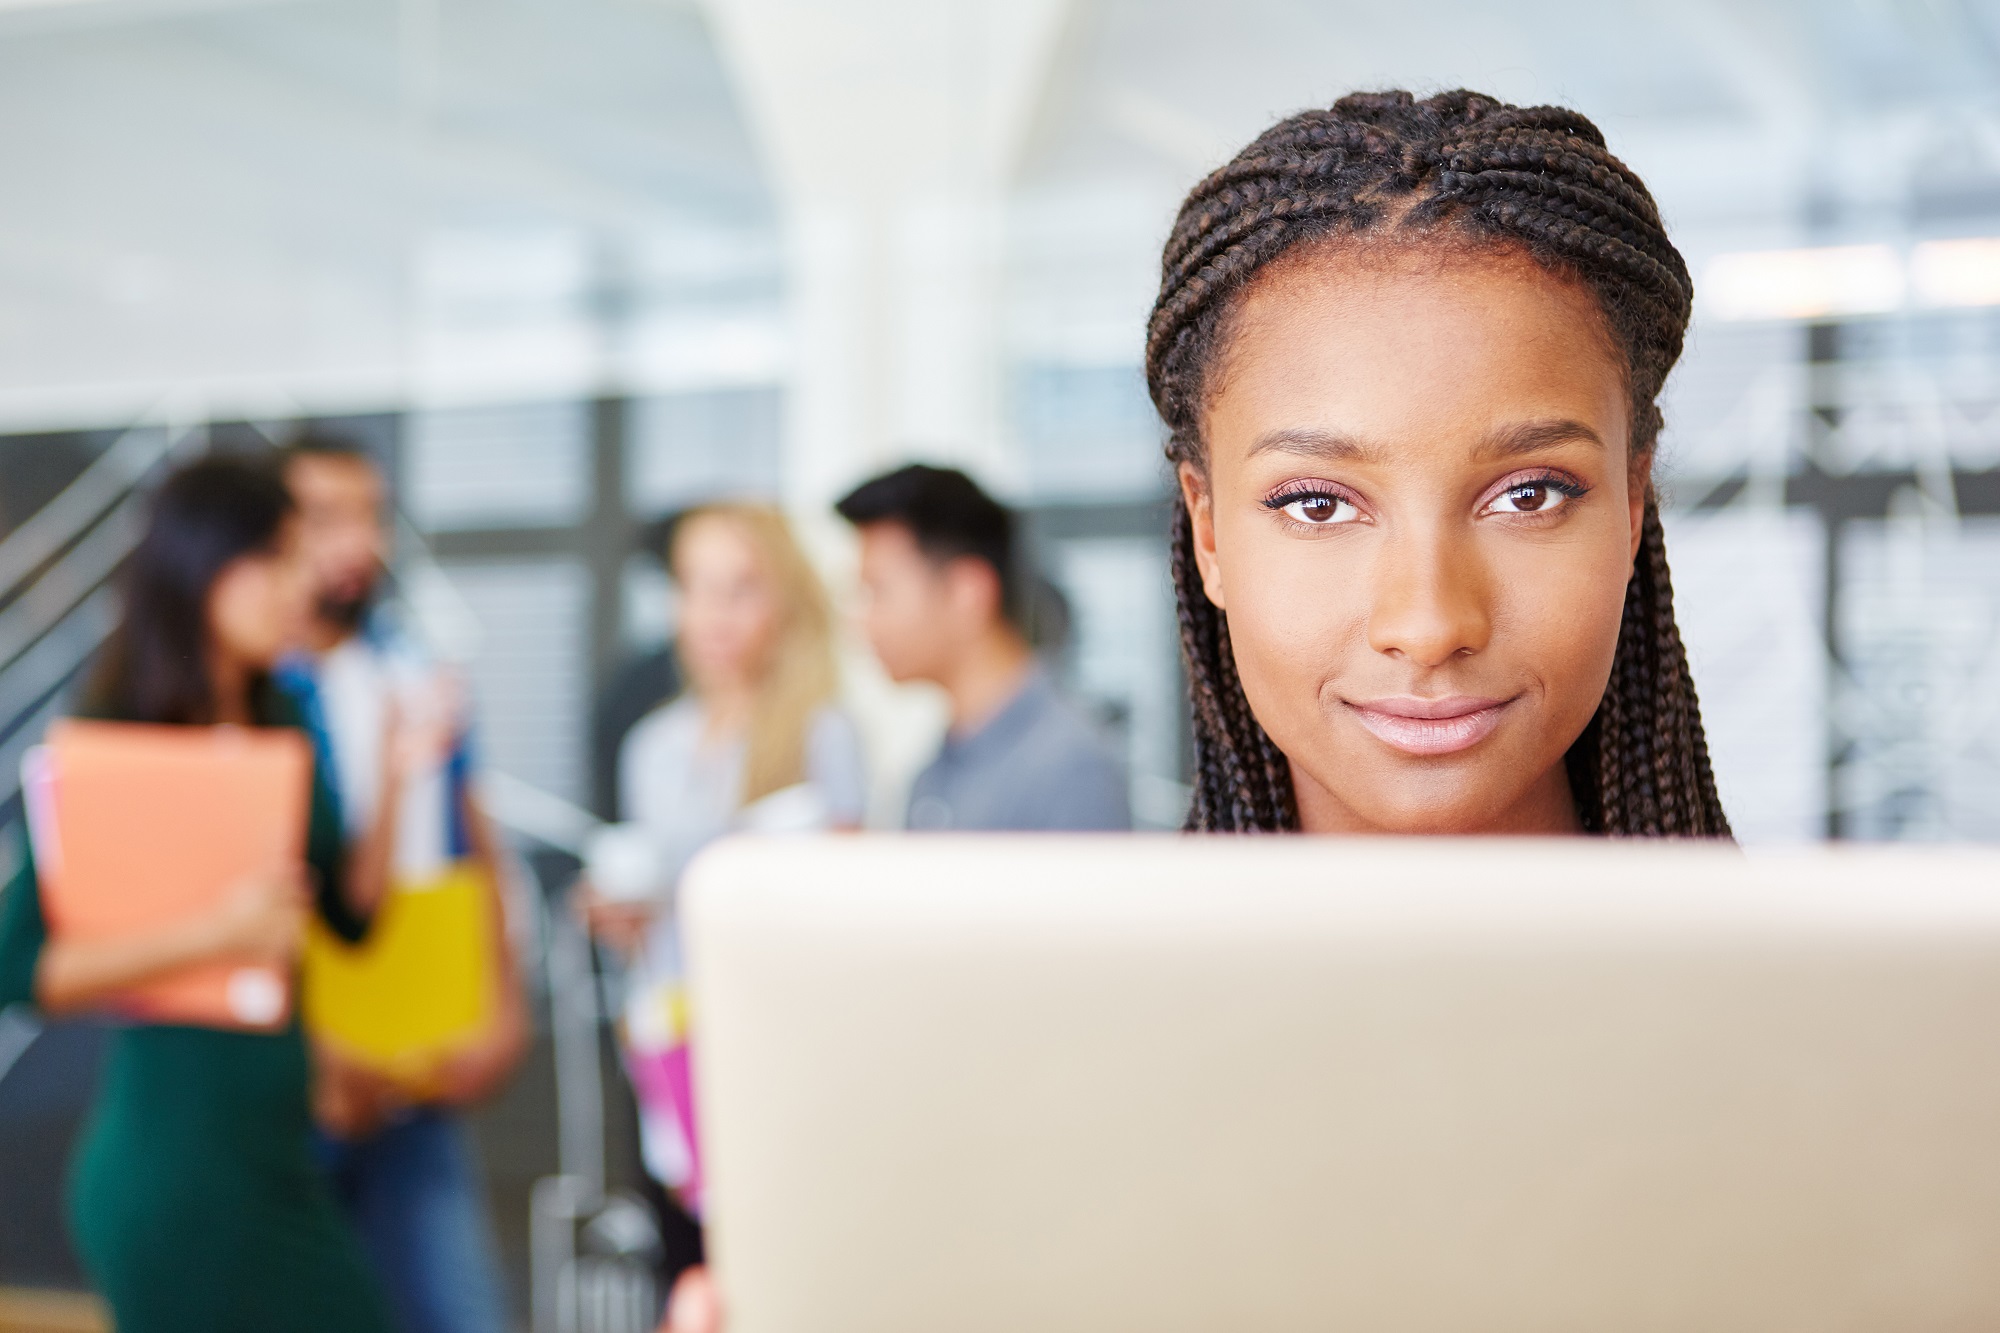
{"left": 1365, "top": 523, "right": 1492, "bottom": 667}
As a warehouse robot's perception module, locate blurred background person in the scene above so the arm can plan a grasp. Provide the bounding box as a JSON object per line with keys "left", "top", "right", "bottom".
{"left": 837, "top": 465, "right": 1130, "bottom": 832}
{"left": 592, "top": 501, "right": 867, "bottom": 930}
{"left": 277, "top": 437, "right": 529, "bottom": 1333}
{"left": 582, "top": 501, "right": 865, "bottom": 1305}
{"left": 0, "top": 457, "right": 395, "bottom": 1333}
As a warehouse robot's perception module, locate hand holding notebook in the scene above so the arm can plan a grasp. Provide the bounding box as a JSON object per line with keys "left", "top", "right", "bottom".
{"left": 201, "top": 866, "right": 313, "bottom": 968}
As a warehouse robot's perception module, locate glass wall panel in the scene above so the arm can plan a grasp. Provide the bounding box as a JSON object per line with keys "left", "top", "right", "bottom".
{"left": 1837, "top": 514, "right": 2000, "bottom": 841}
{"left": 1667, "top": 508, "right": 1829, "bottom": 844}
{"left": 1047, "top": 534, "right": 1186, "bottom": 829}
{"left": 444, "top": 556, "right": 591, "bottom": 804}
{"left": 406, "top": 401, "right": 591, "bottom": 530}
{"left": 627, "top": 388, "right": 784, "bottom": 515}
{"left": 1014, "top": 365, "right": 1164, "bottom": 500}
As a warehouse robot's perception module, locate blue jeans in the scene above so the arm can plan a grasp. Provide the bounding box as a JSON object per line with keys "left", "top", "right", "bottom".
{"left": 316, "top": 1108, "right": 510, "bottom": 1333}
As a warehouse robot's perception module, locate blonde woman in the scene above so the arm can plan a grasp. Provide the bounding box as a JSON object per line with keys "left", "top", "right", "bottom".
{"left": 620, "top": 501, "right": 865, "bottom": 861}
{"left": 586, "top": 503, "right": 865, "bottom": 1215}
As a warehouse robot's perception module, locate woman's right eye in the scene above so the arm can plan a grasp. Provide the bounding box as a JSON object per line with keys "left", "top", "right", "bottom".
{"left": 1271, "top": 491, "right": 1360, "bottom": 526}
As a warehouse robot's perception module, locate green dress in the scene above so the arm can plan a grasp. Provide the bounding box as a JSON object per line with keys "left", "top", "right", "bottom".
{"left": 0, "top": 692, "right": 394, "bottom": 1333}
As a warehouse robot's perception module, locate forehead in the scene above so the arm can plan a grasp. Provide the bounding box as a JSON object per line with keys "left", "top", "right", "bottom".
{"left": 675, "top": 513, "right": 763, "bottom": 569}
{"left": 287, "top": 452, "right": 383, "bottom": 500}
{"left": 1206, "top": 242, "right": 1628, "bottom": 458}
{"left": 856, "top": 521, "right": 926, "bottom": 565}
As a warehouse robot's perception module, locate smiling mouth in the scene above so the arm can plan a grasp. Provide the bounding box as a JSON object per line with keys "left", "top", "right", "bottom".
{"left": 1345, "top": 695, "right": 1512, "bottom": 757}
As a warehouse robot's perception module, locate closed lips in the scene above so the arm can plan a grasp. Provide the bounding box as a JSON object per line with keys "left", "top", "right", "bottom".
{"left": 1346, "top": 696, "right": 1510, "bottom": 756}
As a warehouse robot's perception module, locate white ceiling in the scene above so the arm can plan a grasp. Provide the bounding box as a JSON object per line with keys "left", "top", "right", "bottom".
{"left": 2, "top": 0, "right": 1997, "bottom": 431}
{"left": 1021, "top": 0, "right": 2000, "bottom": 242}
{"left": 1002, "top": 0, "right": 2000, "bottom": 378}
{"left": 0, "top": 0, "right": 774, "bottom": 427}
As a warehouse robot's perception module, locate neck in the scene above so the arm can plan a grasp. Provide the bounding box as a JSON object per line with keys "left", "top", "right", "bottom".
{"left": 1289, "top": 758, "right": 1582, "bottom": 837}
{"left": 699, "top": 677, "right": 759, "bottom": 737}
{"left": 941, "top": 624, "right": 1034, "bottom": 736}
{"left": 207, "top": 647, "right": 256, "bottom": 726}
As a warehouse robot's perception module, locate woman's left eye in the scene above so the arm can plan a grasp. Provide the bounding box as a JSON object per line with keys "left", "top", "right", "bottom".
{"left": 1487, "top": 478, "right": 1580, "bottom": 515}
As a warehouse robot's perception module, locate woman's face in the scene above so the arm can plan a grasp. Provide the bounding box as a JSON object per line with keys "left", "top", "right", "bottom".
{"left": 1185, "top": 243, "right": 1644, "bottom": 835}
{"left": 675, "top": 515, "right": 782, "bottom": 696}
{"left": 206, "top": 515, "right": 312, "bottom": 673}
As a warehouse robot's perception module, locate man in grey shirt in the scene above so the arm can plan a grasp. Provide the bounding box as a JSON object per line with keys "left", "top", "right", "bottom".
{"left": 836, "top": 465, "right": 1130, "bottom": 831}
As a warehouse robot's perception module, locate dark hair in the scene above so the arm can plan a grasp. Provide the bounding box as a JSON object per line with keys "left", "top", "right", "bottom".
{"left": 835, "top": 464, "right": 1020, "bottom": 623}
{"left": 86, "top": 456, "right": 297, "bottom": 724}
{"left": 1147, "top": 89, "right": 1729, "bottom": 837}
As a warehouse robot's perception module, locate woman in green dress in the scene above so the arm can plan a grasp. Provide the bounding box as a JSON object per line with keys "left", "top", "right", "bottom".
{"left": 0, "top": 457, "right": 395, "bottom": 1333}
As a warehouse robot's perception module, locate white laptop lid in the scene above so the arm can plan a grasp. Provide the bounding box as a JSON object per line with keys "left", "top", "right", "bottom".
{"left": 682, "top": 836, "right": 2000, "bottom": 1333}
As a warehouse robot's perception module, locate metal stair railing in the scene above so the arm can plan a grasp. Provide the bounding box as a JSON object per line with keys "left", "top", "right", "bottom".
{"left": 0, "top": 423, "right": 197, "bottom": 817}
{"left": 0, "top": 421, "right": 195, "bottom": 1094}
{"left": 480, "top": 774, "right": 662, "bottom": 1333}
{"left": 0, "top": 425, "right": 180, "bottom": 599}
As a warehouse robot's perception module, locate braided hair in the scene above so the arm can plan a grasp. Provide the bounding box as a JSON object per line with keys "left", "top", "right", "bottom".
{"left": 1146, "top": 89, "right": 1729, "bottom": 837}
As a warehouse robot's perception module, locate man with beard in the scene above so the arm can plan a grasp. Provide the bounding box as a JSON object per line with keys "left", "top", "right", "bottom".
{"left": 278, "top": 436, "right": 528, "bottom": 1333}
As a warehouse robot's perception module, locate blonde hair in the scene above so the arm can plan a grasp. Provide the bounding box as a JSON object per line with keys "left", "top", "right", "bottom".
{"left": 672, "top": 502, "right": 839, "bottom": 806}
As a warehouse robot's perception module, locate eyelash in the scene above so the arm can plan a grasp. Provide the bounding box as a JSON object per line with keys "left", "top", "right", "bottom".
{"left": 1259, "top": 470, "right": 1591, "bottom": 531}
{"left": 1486, "top": 470, "right": 1590, "bottom": 516}
{"left": 1262, "top": 484, "right": 1362, "bottom": 530}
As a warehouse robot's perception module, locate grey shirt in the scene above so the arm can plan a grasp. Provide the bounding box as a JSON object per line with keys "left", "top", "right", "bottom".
{"left": 905, "top": 667, "right": 1131, "bottom": 831}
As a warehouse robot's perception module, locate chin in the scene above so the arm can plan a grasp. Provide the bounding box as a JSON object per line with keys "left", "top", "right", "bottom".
{"left": 1302, "top": 753, "right": 1544, "bottom": 836}
{"left": 877, "top": 655, "right": 928, "bottom": 686}
{"left": 1369, "top": 805, "right": 1510, "bottom": 837}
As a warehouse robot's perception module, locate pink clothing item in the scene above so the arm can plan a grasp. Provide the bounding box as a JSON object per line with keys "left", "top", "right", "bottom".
{"left": 626, "top": 1038, "right": 703, "bottom": 1215}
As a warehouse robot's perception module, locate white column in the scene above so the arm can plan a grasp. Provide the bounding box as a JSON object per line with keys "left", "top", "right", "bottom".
{"left": 698, "top": 0, "right": 1070, "bottom": 518}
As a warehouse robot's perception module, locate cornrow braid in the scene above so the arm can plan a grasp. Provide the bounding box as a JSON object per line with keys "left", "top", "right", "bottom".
{"left": 1147, "top": 89, "right": 1729, "bottom": 837}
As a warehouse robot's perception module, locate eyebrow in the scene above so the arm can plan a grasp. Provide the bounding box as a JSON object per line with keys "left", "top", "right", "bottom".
{"left": 1245, "top": 428, "right": 1376, "bottom": 464}
{"left": 1475, "top": 418, "right": 1605, "bottom": 460}
{"left": 1245, "top": 418, "right": 1604, "bottom": 465}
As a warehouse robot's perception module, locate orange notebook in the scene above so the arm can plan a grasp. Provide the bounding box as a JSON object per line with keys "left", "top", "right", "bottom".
{"left": 24, "top": 719, "right": 313, "bottom": 1031}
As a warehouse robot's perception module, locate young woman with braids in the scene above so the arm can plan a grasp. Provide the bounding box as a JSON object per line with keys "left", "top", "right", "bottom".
{"left": 1153, "top": 88, "right": 1730, "bottom": 839}
{"left": 657, "top": 85, "right": 1729, "bottom": 1333}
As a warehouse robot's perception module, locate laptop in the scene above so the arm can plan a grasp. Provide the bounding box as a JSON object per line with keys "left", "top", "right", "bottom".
{"left": 681, "top": 836, "right": 2000, "bottom": 1333}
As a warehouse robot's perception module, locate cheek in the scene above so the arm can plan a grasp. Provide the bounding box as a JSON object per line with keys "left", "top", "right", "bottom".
{"left": 282, "top": 567, "right": 311, "bottom": 616}
{"left": 1212, "top": 511, "right": 1369, "bottom": 700}
{"left": 717, "top": 597, "right": 758, "bottom": 642}
{"left": 714, "top": 606, "right": 761, "bottom": 657}
{"left": 1491, "top": 528, "right": 1631, "bottom": 723}
{"left": 679, "top": 600, "right": 724, "bottom": 654}
{"left": 258, "top": 579, "right": 285, "bottom": 632}
{"left": 212, "top": 575, "right": 283, "bottom": 653}
{"left": 213, "top": 579, "right": 253, "bottom": 635}
{"left": 743, "top": 601, "right": 781, "bottom": 653}
{"left": 257, "top": 574, "right": 294, "bottom": 635}
{"left": 877, "top": 583, "right": 926, "bottom": 642}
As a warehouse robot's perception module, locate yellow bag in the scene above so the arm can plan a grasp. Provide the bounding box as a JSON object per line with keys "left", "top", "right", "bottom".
{"left": 304, "top": 861, "right": 496, "bottom": 1092}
